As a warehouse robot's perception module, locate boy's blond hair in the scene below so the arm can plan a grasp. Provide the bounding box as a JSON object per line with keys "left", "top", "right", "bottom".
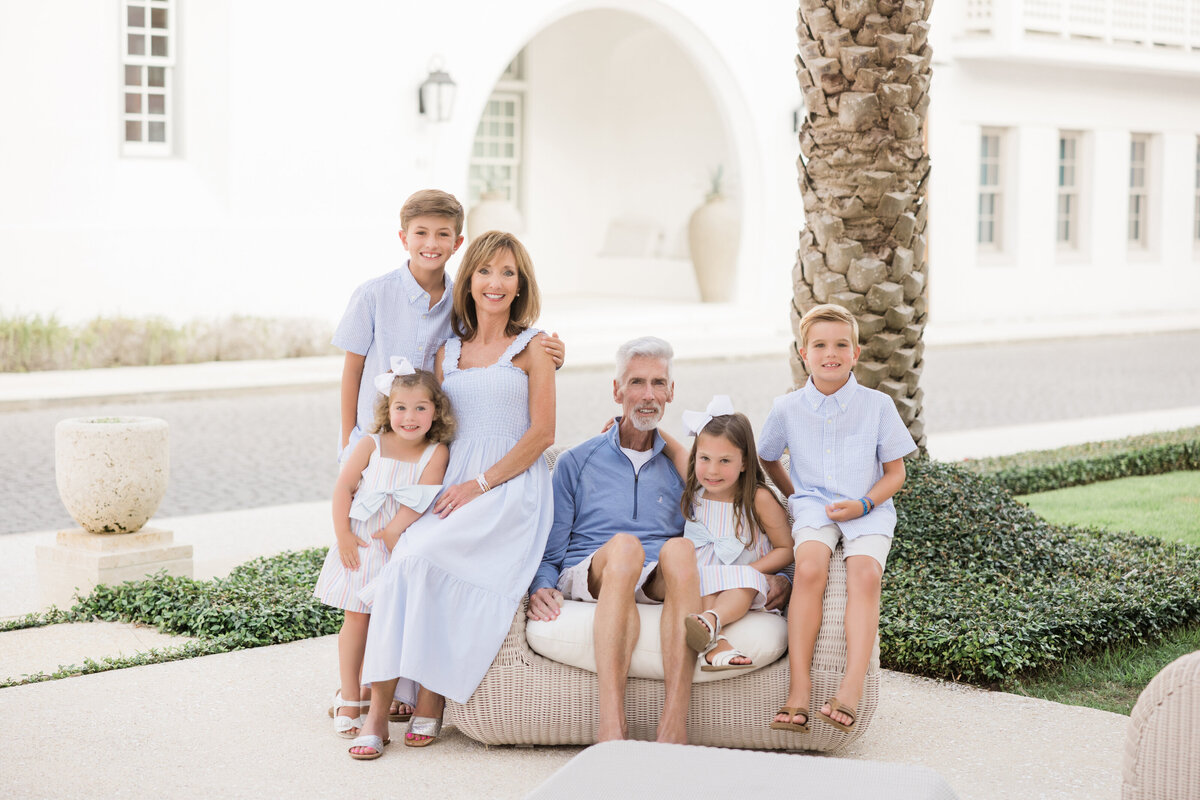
{"left": 401, "top": 189, "right": 465, "bottom": 236}
{"left": 799, "top": 303, "right": 860, "bottom": 348}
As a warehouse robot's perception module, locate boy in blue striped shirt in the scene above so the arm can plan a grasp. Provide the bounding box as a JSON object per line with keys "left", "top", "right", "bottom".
{"left": 759, "top": 303, "right": 916, "bottom": 736}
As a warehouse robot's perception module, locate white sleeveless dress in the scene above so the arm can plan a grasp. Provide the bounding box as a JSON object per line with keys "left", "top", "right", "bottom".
{"left": 688, "top": 491, "right": 773, "bottom": 610}
{"left": 360, "top": 328, "right": 554, "bottom": 704}
{"left": 313, "top": 438, "right": 440, "bottom": 613}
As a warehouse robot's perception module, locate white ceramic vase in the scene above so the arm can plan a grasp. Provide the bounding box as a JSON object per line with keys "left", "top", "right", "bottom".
{"left": 55, "top": 416, "right": 169, "bottom": 534}
{"left": 468, "top": 189, "right": 524, "bottom": 238}
{"left": 687, "top": 193, "right": 740, "bottom": 303}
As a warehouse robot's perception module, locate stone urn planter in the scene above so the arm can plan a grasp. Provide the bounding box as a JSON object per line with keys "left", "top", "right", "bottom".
{"left": 55, "top": 416, "right": 169, "bottom": 534}
{"left": 468, "top": 189, "right": 524, "bottom": 238}
{"left": 687, "top": 167, "right": 740, "bottom": 303}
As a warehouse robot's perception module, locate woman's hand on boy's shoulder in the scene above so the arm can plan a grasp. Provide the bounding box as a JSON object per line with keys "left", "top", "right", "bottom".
{"left": 540, "top": 332, "right": 565, "bottom": 369}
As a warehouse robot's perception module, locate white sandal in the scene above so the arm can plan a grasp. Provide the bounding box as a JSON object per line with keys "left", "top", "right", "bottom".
{"left": 331, "top": 690, "right": 368, "bottom": 738}
{"left": 684, "top": 609, "right": 722, "bottom": 654}
{"left": 701, "top": 636, "right": 754, "bottom": 672}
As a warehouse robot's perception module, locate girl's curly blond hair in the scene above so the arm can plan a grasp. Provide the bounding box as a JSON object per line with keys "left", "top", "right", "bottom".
{"left": 371, "top": 369, "right": 455, "bottom": 444}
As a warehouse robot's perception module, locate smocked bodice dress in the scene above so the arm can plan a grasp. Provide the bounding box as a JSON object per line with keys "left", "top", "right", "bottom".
{"left": 360, "top": 327, "right": 553, "bottom": 704}
{"left": 688, "top": 491, "right": 773, "bottom": 610}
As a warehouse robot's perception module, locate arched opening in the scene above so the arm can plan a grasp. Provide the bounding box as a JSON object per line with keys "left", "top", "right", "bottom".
{"left": 464, "top": 7, "right": 742, "bottom": 305}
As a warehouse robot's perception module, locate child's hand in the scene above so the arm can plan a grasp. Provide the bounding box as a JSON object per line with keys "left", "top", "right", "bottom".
{"left": 337, "top": 532, "right": 369, "bottom": 569}
{"left": 600, "top": 416, "right": 616, "bottom": 433}
{"left": 371, "top": 528, "right": 401, "bottom": 552}
{"left": 540, "top": 332, "right": 565, "bottom": 369}
{"left": 825, "top": 499, "right": 864, "bottom": 522}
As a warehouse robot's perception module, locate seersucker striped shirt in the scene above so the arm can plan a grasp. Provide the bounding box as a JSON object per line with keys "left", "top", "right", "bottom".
{"left": 758, "top": 373, "right": 916, "bottom": 540}
{"left": 331, "top": 262, "right": 454, "bottom": 455}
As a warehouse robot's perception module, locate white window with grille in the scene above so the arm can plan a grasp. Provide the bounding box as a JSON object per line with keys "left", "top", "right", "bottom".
{"left": 1128, "top": 133, "right": 1151, "bottom": 249}
{"left": 122, "top": 0, "right": 174, "bottom": 156}
{"left": 977, "top": 129, "right": 1004, "bottom": 251}
{"left": 1056, "top": 131, "right": 1082, "bottom": 251}
{"left": 469, "top": 53, "right": 525, "bottom": 210}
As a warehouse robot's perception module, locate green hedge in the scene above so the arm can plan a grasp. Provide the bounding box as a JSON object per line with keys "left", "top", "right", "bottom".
{"left": 882, "top": 458, "right": 1200, "bottom": 683}
{"left": 961, "top": 427, "right": 1200, "bottom": 495}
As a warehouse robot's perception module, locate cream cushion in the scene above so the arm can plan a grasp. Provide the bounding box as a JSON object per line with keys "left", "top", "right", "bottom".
{"left": 526, "top": 599, "right": 787, "bottom": 683}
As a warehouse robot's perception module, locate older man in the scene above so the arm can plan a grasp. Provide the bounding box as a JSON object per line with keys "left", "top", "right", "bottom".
{"left": 528, "top": 336, "right": 789, "bottom": 744}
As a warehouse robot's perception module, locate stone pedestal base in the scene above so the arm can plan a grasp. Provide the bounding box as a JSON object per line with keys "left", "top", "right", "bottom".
{"left": 35, "top": 527, "right": 193, "bottom": 609}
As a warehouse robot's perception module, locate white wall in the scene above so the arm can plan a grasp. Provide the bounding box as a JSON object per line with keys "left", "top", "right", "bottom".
{"left": 0, "top": 0, "right": 802, "bottom": 330}
{"left": 927, "top": 41, "right": 1200, "bottom": 327}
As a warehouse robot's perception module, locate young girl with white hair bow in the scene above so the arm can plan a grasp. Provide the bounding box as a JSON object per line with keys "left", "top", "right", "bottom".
{"left": 672, "top": 395, "right": 793, "bottom": 671}
{"left": 313, "top": 356, "right": 453, "bottom": 739}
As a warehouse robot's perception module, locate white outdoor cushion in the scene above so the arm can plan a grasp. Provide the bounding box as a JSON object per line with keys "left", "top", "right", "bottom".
{"left": 526, "top": 600, "right": 787, "bottom": 683}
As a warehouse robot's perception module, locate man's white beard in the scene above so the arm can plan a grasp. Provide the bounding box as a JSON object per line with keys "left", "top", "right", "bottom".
{"left": 629, "top": 407, "right": 663, "bottom": 432}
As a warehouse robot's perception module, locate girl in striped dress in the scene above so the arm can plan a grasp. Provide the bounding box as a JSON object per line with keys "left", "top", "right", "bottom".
{"left": 675, "top": 397, "right": 793, "bottom": 671}
{"left": 313, "top": 357, "right": 453, "bottom": 738}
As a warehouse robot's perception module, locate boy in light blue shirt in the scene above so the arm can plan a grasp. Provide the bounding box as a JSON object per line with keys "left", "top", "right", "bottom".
{"left": 759, "top": 303, "right": 916, "bottom": 737}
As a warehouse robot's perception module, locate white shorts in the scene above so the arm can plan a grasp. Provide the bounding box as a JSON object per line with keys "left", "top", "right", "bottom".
{"left": 793, "top": 524, "right": 892, "bottom": 571}
{"left": 556, "top": 551, "right": 661, "bottom": 605}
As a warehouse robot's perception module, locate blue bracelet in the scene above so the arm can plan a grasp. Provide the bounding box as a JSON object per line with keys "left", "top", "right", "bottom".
{"left": 859, "top": 498, "right": 870, "bottom": 516}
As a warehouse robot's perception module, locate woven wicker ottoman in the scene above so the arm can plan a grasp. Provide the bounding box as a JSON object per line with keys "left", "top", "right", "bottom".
{"left": 1122, "top": 648, "right": 1200, "bottom": 799}
{"left": 525, "top": 741, "right": 960, "bottom": 799}
{"left": 447, "top": 543, "right": 879, "bottom": 751}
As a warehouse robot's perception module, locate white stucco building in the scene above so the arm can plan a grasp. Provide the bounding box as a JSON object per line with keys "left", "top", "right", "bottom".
{"left": 1, "top": 0, "right": 1198, "bottom": 356}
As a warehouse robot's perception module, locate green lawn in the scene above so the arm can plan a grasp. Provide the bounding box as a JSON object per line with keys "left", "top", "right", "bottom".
{"left": 1005, "top": 621, "right": 1200, "bottom": 715}
{"left": 1017, "top": 470, "right": 1200, "bottom": 546}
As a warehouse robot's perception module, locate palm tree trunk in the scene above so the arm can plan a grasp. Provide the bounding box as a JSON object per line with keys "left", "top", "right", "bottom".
{"left": 792, "top": 0, "right": 933, "bottom": 452}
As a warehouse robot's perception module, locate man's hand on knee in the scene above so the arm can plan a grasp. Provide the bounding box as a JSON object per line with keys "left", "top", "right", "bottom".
{"left": 527, "top": 587, "right": 564, "bottom": 621}
{"left": 764, "top": 573, "right": 792, "bottom": 611}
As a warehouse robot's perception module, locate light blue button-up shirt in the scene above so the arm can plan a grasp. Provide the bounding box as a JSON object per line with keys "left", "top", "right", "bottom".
{"left": 758, "top": 373, "right": 916, "bottom": 539}
{"left": 332, "top": 261, "right": 454, "bottom": 455}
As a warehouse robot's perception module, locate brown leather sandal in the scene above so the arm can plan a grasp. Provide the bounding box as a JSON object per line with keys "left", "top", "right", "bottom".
{"left": 815, "top": 698, "right": 857, "bottom": 732}
{"left": 769, "top": 706, "right": 810, "bottom": 733}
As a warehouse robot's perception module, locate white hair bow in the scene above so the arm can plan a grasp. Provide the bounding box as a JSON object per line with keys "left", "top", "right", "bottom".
{"left": 373, "top": 355, "right": 417, "bottom": 395}
{"left": 681, "top": 395, "right": 736, "bottom": 436}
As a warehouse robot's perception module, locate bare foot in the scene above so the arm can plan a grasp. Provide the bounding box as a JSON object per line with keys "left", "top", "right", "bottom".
{"left": 389, "top": 701, "right": 414, "bottom": 718}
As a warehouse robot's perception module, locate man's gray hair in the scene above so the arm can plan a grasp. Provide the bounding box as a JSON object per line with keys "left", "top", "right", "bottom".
{"left": 615, "top": 336, "right": 674, "bottom": 383}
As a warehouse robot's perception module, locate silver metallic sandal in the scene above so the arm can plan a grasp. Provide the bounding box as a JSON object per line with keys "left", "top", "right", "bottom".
{"left": 404, "top": 715, "right": 443, "bottom": 748}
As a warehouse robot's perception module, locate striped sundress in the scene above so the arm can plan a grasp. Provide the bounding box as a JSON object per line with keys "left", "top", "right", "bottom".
{"left": 688, "top": 491, "right": 773, "bottom": 610}
{"left": 313, "top": 437, "right": 439, "bottom": 613}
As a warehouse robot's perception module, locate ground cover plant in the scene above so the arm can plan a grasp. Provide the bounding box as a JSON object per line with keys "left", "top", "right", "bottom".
{"left": 6, "top": 456, "right": 1198, "bottom": 695}
{"left": 882, "top": 458, "right": 1200, "bottom": 684}
{"left": 1018, "top": 471, "right": 1200, "bottom": 546}
{"left": 962, "top": 427, "right": 1200, "bottom": 495}
{"left": 0, "top": 312, "right": 336, "bottom": 372}
{"left": 0, "top": 548, "right": 341, "bottom": 687}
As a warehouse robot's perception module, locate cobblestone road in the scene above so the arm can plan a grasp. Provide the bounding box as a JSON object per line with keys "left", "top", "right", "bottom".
{"left": 3, "top": 331, "right": 1198, "bottom": 536}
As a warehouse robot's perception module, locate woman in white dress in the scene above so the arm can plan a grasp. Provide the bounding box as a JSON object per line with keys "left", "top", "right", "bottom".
{"left": 350, "top": 230, "right": 556, "bottom": 759}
